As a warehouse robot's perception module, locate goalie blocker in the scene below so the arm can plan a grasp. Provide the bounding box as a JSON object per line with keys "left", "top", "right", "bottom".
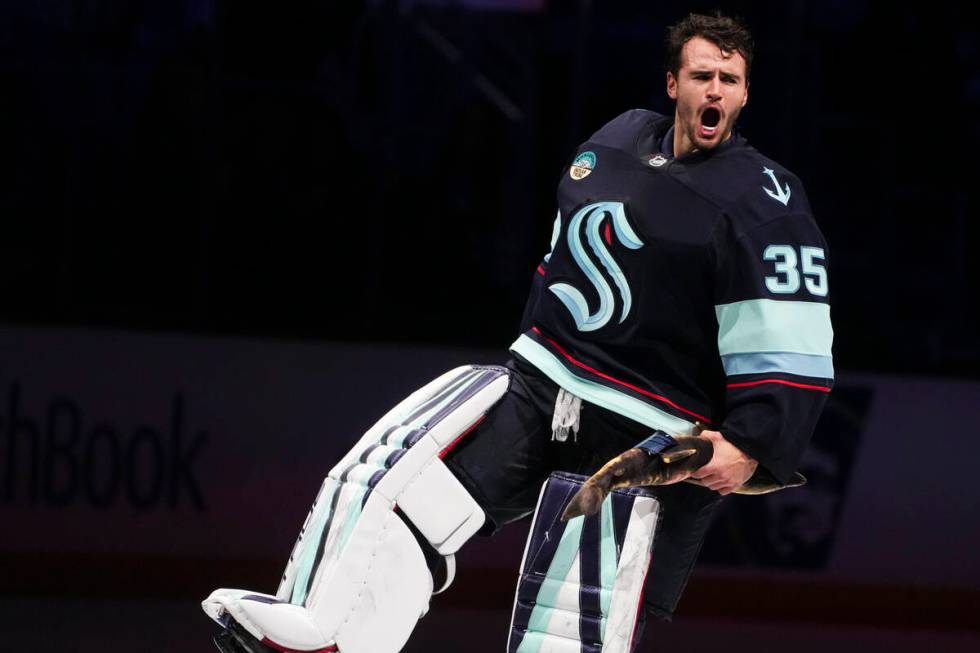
{"left": 203, "top": 365, "right": 510, "bottom": 653}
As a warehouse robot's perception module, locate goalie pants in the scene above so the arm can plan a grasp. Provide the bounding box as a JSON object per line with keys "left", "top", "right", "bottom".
{"left": 444, "top": 354, "right": 723, "bottom": 624}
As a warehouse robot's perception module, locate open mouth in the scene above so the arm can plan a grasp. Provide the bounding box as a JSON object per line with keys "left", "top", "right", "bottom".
{"left": 699, "top": 107, "right": 721, "bottom": 138}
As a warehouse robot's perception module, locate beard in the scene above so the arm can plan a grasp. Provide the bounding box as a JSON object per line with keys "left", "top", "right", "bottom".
{"left": 689, "top": 117, "right": 728, "bottom": 150}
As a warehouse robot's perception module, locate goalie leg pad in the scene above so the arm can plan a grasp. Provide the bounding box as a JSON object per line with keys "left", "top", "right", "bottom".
{"left": 508, "top": 472, "right": 661, "bottom": 653}
{"left": 203, "top": 365, "right": 510, "bottom": 653}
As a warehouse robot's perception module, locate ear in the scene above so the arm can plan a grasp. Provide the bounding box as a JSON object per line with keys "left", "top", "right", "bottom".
{"left": 666, "top": 71, "right": 677, "bottom": 100}
{"left": 741, "top": 81, "right": 749, "bottom": 108}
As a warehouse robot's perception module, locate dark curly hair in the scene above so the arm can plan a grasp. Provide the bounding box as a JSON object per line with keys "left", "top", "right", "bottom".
{"left": 665, "top": 11, "right": 754, "bottom": 82}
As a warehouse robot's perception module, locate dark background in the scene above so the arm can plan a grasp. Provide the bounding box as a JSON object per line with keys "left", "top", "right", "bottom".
{"left": 3, "top": 1, "right": 980, "bottom": 651}
{"left": 4, "top": 0, "right": 979, "bottom": 375}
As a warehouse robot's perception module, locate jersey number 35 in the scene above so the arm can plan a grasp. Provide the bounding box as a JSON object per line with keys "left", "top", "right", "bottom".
{"left": 763, "top": 245, "right": 828, "bottom": 296}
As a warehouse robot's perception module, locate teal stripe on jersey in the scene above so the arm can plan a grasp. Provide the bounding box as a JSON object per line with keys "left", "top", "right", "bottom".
{"left": 721, "top": 351, "right": 834, "bottom": 379}
{"left": 715, "top": 299, "right": 833, "bottom": 357}
{"left": 509, "top": 335, "right": 697, "bottom": 436}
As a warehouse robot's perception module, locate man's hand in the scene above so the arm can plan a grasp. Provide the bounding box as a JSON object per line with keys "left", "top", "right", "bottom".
{"left": 688, "top": 429, "right": 758, "bottom": 495}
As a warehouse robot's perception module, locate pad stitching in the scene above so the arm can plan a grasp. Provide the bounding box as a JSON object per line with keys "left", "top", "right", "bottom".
{"left": 336, "top": 504, "right": 399, "bottom": 637}
{"left": 336, "top": 455, "right": 470, "bottom": 634}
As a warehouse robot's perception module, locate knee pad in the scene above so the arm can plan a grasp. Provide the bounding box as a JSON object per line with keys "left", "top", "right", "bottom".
{"left": 508, "top": 472, "right": 661, "bottom": 653}
{"left": 203, "top": 365, "right": 509, "bottom": 653}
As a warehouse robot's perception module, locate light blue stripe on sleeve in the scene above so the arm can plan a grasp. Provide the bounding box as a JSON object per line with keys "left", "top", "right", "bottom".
{"left": 715, "top": 298, "right": 833, "bottom": 357}
{"left": 721, "top": 351, "right": 834, "bottom": 379}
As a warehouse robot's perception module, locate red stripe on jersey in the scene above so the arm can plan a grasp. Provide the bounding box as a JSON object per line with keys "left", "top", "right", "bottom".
{"left": 604, "top": 221, "right": 612, "bottom": 245}
{"left": 727, "top": 378, "right": 832, "bottom": 392}
{"left": 530, "top": 327, "right": 712, "bottom": 424}
{"left": 536, "top": 264, "right": 545, "bottom": 276}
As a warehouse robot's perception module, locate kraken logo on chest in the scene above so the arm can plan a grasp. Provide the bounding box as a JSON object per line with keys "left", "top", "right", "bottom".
{"left": 548, "top": 202, "right": 645, "bottom": 332}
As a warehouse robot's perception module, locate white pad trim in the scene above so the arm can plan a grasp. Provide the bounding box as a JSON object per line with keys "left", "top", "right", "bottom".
{"left": 397, "top": 454, "right": 485, "bottom": 553}
{"left": 604, "top": 498, "right": 658, "bottom": 653}
{"left": 202, "top": 589, "right": 329, "bottom": 651}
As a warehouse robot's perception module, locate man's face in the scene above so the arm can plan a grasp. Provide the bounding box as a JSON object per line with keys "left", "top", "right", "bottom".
{"left": 666, "top": 36, "right": 749, "bottom": 155}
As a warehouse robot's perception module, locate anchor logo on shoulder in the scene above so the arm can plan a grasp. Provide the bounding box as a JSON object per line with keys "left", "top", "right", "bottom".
{"left": 762, "top": 167, "right": 792, "bottom": 206}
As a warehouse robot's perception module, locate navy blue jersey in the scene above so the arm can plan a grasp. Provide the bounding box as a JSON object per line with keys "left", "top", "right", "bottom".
{"left": 510, "top": 109, "right": 834, "bottom": 484}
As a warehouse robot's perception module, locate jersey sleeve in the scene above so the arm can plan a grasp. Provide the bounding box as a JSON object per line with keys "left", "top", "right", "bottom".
{"left": 711, "top": 211, "right": 834, "bottom": 484}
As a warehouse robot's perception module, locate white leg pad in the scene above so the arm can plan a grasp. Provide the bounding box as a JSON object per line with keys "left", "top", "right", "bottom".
{"left": 508, "top": 473, "right": 661, "bottom": 653}
{"left": 202, "top": 589, "right": 332, "bottom": 651}
{"left": 202, "top": 365, "right": 509, "bottom": 653}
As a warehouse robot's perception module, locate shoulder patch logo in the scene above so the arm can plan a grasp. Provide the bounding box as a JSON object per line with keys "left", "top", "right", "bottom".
{"left": 762, "top": 167, "right": 792, "bottom": 206}
{"left": 570, "top": 151, "right": 596, "bottom": 180}
{"left": 648, "top": 154, "right": 669, "bottom": 168}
